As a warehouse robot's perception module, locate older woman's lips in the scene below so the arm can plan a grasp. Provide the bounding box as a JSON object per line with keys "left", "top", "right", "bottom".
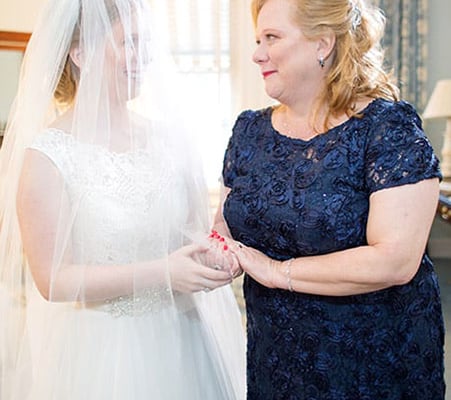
{"left": 262, "top": 70, "right": 276, "bottom": 79}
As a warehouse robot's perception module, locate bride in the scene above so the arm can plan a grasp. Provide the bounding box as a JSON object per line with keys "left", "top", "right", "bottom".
{"left": 0, "top": 0, "right": 245, "bottom": 399}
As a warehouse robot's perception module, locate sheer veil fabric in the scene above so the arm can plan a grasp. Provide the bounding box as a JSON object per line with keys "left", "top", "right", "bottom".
{"left": 0, "top": 0, "right": 245, "bottom": 399}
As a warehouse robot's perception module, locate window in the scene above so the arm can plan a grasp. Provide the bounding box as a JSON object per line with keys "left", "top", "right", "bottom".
{"left": 165, "top": 0, "right": 232, "bottom": 188}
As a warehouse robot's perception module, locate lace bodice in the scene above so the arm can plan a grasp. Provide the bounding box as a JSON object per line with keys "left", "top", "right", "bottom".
{"left": 31, "top": 129, "right": 188, "bottom": 265}
{"left": 30, "top": 129, "right": 191, "bottom": 315}
{"left": 223, "top": 99, "right": 440, "bottom": 259}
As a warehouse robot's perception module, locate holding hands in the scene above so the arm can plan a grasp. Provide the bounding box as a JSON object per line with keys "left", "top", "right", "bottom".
{"left": 207, "top": 230, "right": 286, "bottom": 290}
{"left": 168, "top": 228, "right": 279, "bottom": 294}
{"left": 168, "top": 230, "right": 240, "bottom": 294}
{"left": 204, "top": 230, "right": 241, "bottom": 276}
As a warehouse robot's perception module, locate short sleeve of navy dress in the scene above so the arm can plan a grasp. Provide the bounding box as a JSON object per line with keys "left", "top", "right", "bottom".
{"left": 222, "top": 99, "right": 445, "bottom": 400}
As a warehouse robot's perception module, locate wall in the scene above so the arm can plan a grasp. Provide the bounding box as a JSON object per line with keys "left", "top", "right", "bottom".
{"left": 426, "top": 0, "right": 451, "bottom": 258}
{"left": 0, "top": 0, "right": 47, "bottom": 32}
{"left": 425, "top": 0, "right": 451, "bottom": 150}
{"left": 0, "top": 51, "right": 22, "bottom": 126}
{"left": 0, "top": 0, "right": 47, "bottom": 127}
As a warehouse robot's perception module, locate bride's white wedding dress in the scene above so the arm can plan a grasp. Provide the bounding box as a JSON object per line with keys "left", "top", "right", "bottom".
{"left": 14, "top": 128, "right": 245, "bottom": 400}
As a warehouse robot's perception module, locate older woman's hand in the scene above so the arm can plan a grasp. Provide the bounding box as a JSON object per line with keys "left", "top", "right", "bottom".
{"left": 229, "top": 242, "right": 280, "bottom": 288}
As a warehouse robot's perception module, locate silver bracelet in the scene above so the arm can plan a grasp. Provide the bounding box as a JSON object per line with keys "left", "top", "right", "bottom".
{"left": 285, "top": 259, "right": 293, "bottom": 292}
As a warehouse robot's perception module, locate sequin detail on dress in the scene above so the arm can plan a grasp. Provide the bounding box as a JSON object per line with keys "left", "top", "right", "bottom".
{"left": 104, "top": 287, "right": 172, "bottom": 317}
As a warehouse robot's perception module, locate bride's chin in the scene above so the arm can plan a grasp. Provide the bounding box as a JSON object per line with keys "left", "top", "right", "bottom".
{"left": 116, "top": 86, "right": 142, "bottom": 103}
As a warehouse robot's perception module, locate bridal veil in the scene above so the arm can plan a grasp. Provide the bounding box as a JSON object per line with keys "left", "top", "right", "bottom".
{"left": 0, "top": 0, "right": 245, "bottom": 398}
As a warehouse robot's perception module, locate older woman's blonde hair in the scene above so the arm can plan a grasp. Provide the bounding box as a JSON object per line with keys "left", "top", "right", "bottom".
{"left": 251, "top": 0, "right": 399, "bottom": 129}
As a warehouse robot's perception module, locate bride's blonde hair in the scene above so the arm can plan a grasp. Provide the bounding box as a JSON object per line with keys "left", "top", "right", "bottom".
{"left": 54, "top": 0, "right": 121, "bottom": 107}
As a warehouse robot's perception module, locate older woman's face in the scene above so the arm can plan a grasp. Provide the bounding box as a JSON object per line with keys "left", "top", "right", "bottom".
{"left": 252, "top": 0, "right": 320, "bottom": 104}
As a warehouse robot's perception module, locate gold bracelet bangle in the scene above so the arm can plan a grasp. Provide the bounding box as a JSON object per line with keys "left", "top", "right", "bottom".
{"left": 285, "top": 259, "right": 293, "bottom": 292}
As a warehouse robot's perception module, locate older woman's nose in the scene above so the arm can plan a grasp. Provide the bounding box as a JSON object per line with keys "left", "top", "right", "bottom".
{"left": 252, "top": 44, "right": 269, "bottom": 64}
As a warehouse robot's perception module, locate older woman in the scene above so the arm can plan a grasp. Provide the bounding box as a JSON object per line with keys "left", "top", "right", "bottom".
{"left": 215, "top": 0, "right": 445, "bottom": 398}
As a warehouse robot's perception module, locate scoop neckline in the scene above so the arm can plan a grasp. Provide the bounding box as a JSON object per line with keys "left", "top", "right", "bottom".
{"left": 267, "top": 98, "right": 381, "bottom": 144}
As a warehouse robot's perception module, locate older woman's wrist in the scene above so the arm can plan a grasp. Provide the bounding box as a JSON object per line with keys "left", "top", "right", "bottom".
{"left": 284, "top": 259, "right": 294, "bottom": 292}
{"left": 270, "top": 258, "right": 294, "bottom": 291}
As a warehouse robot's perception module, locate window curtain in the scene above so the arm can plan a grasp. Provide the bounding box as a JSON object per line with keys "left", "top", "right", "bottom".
{"left": 229, "top": 0, "right": 272, "bottom": 116}
{"left": 374, "top": 0, "right": 429, "bottom": 109}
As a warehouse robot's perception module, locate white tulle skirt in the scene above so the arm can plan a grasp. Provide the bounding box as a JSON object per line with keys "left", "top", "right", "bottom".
{"left": 9, "top": 286, "right": 245, "bottom": 400}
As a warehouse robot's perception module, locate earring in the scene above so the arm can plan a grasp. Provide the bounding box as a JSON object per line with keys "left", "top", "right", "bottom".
{"left": 318, "top": 56, "right": 325, "bottom": 68}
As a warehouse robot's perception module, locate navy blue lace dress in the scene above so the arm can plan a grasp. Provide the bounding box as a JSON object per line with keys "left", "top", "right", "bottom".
{"left": 222, "top": 99, "right": 445, "bottom": 400}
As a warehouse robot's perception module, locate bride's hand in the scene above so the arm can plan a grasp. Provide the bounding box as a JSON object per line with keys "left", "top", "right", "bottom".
{"left": 199, "top": 230, "right": 243, "bottom": 278}
{"left": 168, "top": 244, "right": 232, "bottom": 293}
{"left": 199, "top": 241, "right": 237, "bottom": 273}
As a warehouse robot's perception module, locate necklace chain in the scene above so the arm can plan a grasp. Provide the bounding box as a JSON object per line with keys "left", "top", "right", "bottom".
{"left": 279, "top": 108, "right": 315, "bottom": 139}
{"left": 281, "top": 119, "right": 295, "bottom": 136}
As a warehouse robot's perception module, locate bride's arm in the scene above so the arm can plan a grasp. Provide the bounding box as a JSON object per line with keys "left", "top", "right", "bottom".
{"left": 17, "top": 150, "right": 231, "bottom": 302}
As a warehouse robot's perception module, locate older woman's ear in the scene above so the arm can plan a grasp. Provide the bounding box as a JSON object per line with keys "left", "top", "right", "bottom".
{"left": 316, "top": 30, "right": 336, "bottom": 65}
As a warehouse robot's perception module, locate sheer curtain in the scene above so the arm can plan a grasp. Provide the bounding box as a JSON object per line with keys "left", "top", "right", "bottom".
{"left": 151, "top": 0, "right": 231, "bottom": 189}
{"left": 229, "top": 0, "right": 271, "bottom": 117}
{"left": 153, "top": 0, "right": 269, "bottom": 189}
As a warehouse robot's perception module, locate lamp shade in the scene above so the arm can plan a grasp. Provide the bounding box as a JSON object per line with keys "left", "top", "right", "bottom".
{"left": 423, "top": 79, "right": 451, "bottom": 119}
